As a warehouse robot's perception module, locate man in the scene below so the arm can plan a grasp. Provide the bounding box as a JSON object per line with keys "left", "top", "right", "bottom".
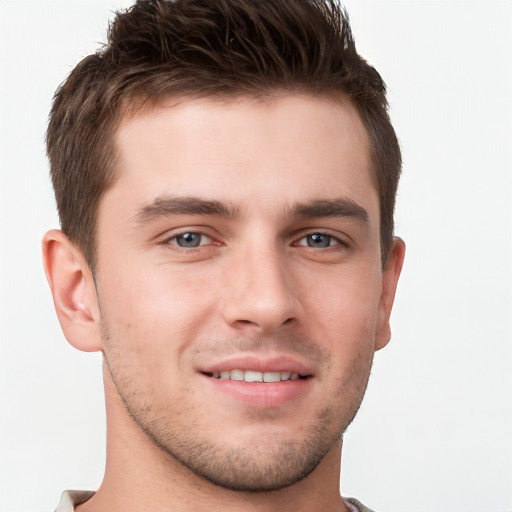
{"left": 42, "top": 0, "right": 405, "bottom": 510}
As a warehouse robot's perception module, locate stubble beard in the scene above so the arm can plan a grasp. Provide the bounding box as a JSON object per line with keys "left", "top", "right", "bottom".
{"left": 102, "top": 325, "right": 374, "bottom": 493}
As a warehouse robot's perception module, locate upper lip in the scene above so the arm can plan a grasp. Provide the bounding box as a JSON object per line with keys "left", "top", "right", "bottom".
{"left": 198, "top": 355, "right": 314, "bottom": 376}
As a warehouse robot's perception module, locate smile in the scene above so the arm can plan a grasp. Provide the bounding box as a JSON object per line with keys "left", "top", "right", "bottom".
{"left": 206, "top": 370, "right": 307, "bottom": 382}
{"left": 201, "top": 359, "right": 313, "bottom": 408}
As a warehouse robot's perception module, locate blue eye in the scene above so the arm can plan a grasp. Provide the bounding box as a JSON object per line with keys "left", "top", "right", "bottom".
{"left": 296, "top": 233, "right": 342, "bottom": 248}
{"left": 307, "top": 234, "right": 331, "bottom": 248}
{"left": 172, "top": 233, "right": 207, "bottom": 248}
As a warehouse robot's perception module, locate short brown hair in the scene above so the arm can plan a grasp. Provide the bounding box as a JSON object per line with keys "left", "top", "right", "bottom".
{"left": 47, "top": 0, "right": 401, "bottom": 268}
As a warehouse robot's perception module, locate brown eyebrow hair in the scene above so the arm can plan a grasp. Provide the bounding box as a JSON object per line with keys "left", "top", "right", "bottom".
{"left": 290, "top": 198, "right": 369, "bottom": 224}
{"left": 132, "top": 196, "right": 239, "bottom": 223}
{"left": 133, "top": 195, "right": 369, "bottom": 225}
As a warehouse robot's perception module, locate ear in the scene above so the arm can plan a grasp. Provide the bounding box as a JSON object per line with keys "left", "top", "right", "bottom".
{"left": 42, "top": 229, "right": 102, "bottom": 352}
{"left": 375, "top": 237, "right": 406, "bottom": 351}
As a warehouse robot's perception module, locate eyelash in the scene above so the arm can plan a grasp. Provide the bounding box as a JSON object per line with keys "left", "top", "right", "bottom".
{"left": 164, "top": 231, "right": 215, "bottom": 249}
{"left": 162, "top": 230, "right": 348, "bottom": 250}
{"left": 293, "top": 232, "right": 347, "bottom": 249}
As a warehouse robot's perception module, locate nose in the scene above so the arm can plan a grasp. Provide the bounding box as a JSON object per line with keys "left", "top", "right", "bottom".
{"left": 221, "top": 243, "right": 300, "bottom": 334}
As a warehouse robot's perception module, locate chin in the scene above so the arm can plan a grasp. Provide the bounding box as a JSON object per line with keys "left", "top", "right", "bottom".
{"left": 148, "top": 404, "right": 348, "bottom": 493}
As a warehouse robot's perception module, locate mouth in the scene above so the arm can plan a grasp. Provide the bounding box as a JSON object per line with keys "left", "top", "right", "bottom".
{"left": 199, "top": 357, "right": 314, "bottom": 408}
{"left": 203, "top": 370, "right": 309, "bottom": 382}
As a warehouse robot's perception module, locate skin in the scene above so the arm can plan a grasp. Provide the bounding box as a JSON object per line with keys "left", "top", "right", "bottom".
{"left": 43, "top": 94, "right": 405, "bottom": 512}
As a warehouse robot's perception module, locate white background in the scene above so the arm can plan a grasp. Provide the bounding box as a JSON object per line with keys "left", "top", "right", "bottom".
{"left": 0, "top": 1, "right": 511, "bottom": 511}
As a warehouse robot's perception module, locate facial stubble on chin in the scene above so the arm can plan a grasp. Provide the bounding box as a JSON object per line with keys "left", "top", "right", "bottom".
{"left": 101, "top": 322, "right": 374, "bottom": 493}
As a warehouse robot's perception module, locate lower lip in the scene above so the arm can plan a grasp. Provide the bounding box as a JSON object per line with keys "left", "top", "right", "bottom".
{"left": 203, "top": 375, "right": 312, "bottom": 408}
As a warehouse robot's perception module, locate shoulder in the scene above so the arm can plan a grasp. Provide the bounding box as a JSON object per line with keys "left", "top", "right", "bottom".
{"left": 54, "top": 491, "right": 95, "bottom": 512}
{"left": 345, "top": 497, "right": 377, "bottom": 512}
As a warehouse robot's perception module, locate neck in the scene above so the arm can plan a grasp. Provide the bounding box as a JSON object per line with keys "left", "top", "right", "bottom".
{"left": 78, "top": 365, "right": 348, "bottom": 512}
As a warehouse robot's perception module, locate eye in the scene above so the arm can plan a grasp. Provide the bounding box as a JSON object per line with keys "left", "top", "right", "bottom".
{"left": 168, "top": 232, "right": 212, "bottom": 248}
{"left": 296, "top": 233, "right": 342, "bottom": 248}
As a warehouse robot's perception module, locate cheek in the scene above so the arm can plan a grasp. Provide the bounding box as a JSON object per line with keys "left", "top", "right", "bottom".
{"left": 306, "top": 267, "right": 382, "bottom": 343}
{"left": 98, "top": 259, "right": 220, "bottom": 342}
{"left": 97, "top": 264, "right": 202, "bottom": 403}
{"left": 96, "top": 262, "right": 223, "bottom": 400}
{"left": 301, "top": 266, "right": 382, "bottom": 391}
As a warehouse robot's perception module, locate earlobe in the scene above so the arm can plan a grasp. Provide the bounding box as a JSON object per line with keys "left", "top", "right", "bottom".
{"left": 42, "top": 230, "right": 102, "bottom": 352}
{"left": 375, "top": 237, "right": 406, "bottom": 351}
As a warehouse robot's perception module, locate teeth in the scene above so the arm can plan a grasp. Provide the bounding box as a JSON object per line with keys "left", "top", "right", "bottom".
{"left": 230, "top": 369, "right": 244, "bottom": 381}
{"left": 245, "top": 370, "right": 262, "bottom": 382}
{"left": 211, "top": 370, "right": 304, "bottom": 382}
{"left": 263, "top": 371, "right": 281, "bottom": 383}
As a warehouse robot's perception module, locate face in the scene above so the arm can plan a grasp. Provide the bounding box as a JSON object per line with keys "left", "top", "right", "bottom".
{"left": 93, "top": 94, "right": 398, "bottom": 491}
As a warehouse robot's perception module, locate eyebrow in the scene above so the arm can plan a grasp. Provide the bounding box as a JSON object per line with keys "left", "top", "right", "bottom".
{"left": 132, "top": 195, "right": 369, "bottom": 226}
{"left": 290, "top": 198, "right": 369, "bottom": 224}
{"left": 132, "top": 196, "right": 239, "bottom": 224}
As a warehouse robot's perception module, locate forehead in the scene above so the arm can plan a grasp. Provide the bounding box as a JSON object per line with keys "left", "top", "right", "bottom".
{"left": 106, "top": 93, "right": 377, "bottom": 222}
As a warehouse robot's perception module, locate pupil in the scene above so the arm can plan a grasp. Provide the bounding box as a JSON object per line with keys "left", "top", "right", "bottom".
{"left": 177, "top": 233, "right": 200, "bottom": 247}
{"left": 308, "top": 234, "right": 330, "bottom": 248}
